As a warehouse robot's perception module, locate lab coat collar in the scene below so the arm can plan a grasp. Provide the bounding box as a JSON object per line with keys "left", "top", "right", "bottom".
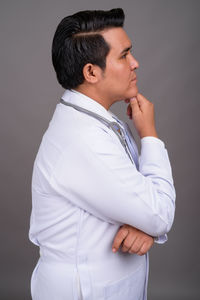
{"left": 61, "top": 89, "right": 117, "bottom": 122}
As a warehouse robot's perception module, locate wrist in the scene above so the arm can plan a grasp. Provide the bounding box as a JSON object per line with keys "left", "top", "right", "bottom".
{"left": 139, "top": 129, "right": 158, "bottom": 139}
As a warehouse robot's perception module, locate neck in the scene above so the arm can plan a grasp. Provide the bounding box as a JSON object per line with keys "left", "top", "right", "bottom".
{"left": 74, "top": 85, "right": 112, "bottom": 110}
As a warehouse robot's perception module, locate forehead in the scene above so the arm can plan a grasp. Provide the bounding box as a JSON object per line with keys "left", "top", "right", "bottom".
{"left": 101, "top": 27, "right": 132, "bottom": 54}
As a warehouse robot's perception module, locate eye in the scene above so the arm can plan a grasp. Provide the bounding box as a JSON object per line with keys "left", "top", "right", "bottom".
{"left": 121, "top": 53, "right": 128, "bottom": 59}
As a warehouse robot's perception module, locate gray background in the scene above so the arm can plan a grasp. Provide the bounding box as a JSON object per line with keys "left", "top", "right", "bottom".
{"left": 1, "top": 0, "right": 199, "bottom": 299}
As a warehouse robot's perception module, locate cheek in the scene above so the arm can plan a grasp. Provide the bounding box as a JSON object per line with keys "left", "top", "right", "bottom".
{"left": 107, "top": 62, "right": 129, "bottom": 81}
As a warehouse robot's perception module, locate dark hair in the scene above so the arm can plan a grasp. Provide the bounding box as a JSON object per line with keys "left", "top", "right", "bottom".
{"left": 52, "top": 8, "right": 125, "bottom": 89}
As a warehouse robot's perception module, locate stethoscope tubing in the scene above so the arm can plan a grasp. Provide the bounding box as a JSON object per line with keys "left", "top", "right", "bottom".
{"left": 60, "top": 99, "right": 134, "bottom": 164}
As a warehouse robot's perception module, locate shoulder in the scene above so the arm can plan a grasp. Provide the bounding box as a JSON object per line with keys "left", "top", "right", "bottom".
{"left": 49, "top": 103, "right": 121, "bottom": 148}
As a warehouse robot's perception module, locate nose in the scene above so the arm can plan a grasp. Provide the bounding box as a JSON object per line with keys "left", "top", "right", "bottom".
{"left": 130, "top": 54, "right": 139, "bottom": 70}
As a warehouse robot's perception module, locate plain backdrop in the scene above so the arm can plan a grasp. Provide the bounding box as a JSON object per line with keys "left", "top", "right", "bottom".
{"left": 1, "top": 0, "right": 200, "bottom": 299}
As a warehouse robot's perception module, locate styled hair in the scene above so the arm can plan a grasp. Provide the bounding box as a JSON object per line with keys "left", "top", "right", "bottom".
{"left": 52, "top": 8, "right": 125, "bottom": 89}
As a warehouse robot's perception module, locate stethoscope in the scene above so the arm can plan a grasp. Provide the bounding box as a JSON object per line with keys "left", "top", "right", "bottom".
{"left": 60, "top": 98, "right": 134, "bottom": 164}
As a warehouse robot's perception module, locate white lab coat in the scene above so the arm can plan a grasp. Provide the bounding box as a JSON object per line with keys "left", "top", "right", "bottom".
{"left": 29, "top": 89, "right": 176, "bottom": 300}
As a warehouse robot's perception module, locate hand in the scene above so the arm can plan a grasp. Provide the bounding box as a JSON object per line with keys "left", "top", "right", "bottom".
{"left": 112, "top": 224, "right": 154, "bottom": 255}
{"left": 125, "top": 93, "right": 158, "bottom": 139}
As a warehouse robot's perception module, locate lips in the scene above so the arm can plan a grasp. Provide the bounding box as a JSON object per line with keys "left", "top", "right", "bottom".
{"left": 131, "top": 76, "right": 137, "bottom": 81}
{"left": 131, "top": 76, "right": 137, "bottom": 83}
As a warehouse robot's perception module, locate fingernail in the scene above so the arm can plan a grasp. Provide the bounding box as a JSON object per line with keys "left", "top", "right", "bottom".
{"left": 112, "top": 248, "right": 116, "bottom": 253}
{"left": 130, "top": 97, "right": 136, "bottom": 102}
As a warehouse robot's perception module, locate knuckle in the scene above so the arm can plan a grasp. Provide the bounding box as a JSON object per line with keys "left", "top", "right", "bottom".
{"left": 120, "top": 228, "right": 128, "bottom": 238}
{"left": 139, "top": 249, "right": 146, "bottom": 255}
{"left": 141, "top": 244, "right": 148, "bottom": 253}
{"left": 132, "top": 243, "right": 141, "bottom": 252}
{"left": 131, "top": 245, "right": 140, "bottom": 253}
{"left": 123, "top": 241, "right": 130, "bottom": 249}
{"left": 122, "top": 247, "right": 128, "bottom": 252}
{"left": 134, "top": 241, "right": 141, "bottom": 249}
{"left": 143, "top": 237, "right": 150, "bottom": 244}
{"left": 117, "top": 231, "right": 124, "bottom": 239}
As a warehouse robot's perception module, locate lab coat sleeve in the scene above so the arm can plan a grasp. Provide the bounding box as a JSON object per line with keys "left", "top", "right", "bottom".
{"left": 50, "top": 126, "right": 176, "bottom": 237}
{"left": 140, "top": 136, "right": 175, "bottom": 242}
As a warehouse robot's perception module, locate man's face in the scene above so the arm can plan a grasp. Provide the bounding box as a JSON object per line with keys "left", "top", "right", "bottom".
{"left": 99, "top": 27, "right": 139, "bottom": 104}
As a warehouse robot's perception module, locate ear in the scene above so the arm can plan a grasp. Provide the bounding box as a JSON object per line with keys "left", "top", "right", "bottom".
{"left": 82, "top": 63, "right": 102, "bottom": 84}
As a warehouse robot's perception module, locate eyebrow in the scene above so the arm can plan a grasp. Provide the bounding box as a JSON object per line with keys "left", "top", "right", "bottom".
{"left": 120, "top": 45, "right": 132, "bottom": 55}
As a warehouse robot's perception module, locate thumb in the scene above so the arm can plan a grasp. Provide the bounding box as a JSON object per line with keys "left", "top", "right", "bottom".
{"left": 130, "top": 97, "right": 141, "bottom": 114}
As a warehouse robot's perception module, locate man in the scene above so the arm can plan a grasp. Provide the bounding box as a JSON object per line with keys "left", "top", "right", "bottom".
{"left": 29, "top": 8, "right": 176, "bottom": 300}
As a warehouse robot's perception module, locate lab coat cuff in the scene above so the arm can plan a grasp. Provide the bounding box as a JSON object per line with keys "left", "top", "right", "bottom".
{"left": 154, "top": 234, "right": 168, "bottom": 244}
{"left": 141, "top": 136, "right": 165, "bottom": 148}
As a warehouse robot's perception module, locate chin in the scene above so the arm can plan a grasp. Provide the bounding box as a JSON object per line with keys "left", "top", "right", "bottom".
{"left": 124, "top": 87, "right": 138, "bottom": 99}
{"left": 113, "top": 87, "right": 138, "bottom": 103}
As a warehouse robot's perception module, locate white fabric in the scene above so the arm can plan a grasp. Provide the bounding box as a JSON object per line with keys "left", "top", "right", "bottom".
{"left": 29, "top": 89, "right": 176, "bottom": 300}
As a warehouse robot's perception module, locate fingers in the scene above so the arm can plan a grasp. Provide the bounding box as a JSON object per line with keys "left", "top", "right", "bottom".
{"left": 128, "top": 237, "right": 144, "bottom": 254}
{"left": 129, "top": 93, "right": 153, "bottom": 114}
{"left": 121, "top": 231, "right": 137, "bottom": 252}
{"left": 136, "top": 93, "right": 154, "bottom": 112}
{"left": 130, "top": 97, "right": 141, "bottom": 115}
{"left": 127, "top": 93, "right": 157, "bottom": 138}
{"left": 129, "top": 237, "right": 154, "bottom": 256}
{"left": 126, "top": 97, "right": 140, "bottom": 120}
{"left": 113, "top": 226, "right": 154, "bottom": 255}
{"left": 136, "top": 242, "right": 150, "bottom": 256}
{"left": 126, "top": 103, "right": 132, "bottom": 119}
{"left": 112, "top": 227, "right": 129, "bottom": 253}
{"left": 112, "top": 224, "right": 154, "bottom": 255}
